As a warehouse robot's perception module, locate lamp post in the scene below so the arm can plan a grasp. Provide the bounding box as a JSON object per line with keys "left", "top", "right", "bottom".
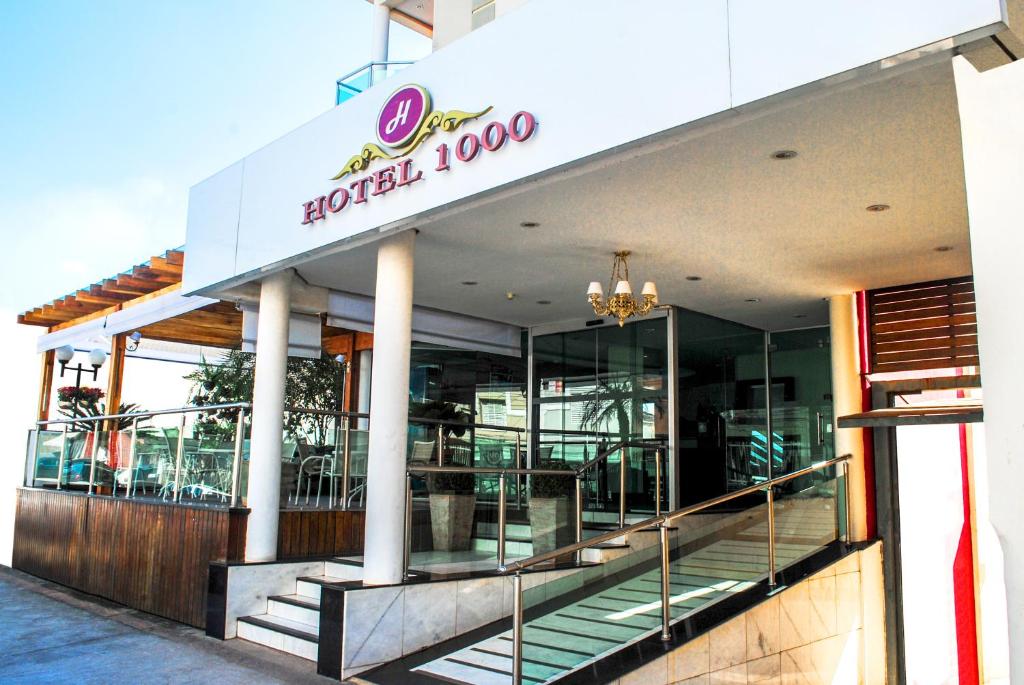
{"left": 55, "top": 345, "right": 107, "bottom": 388}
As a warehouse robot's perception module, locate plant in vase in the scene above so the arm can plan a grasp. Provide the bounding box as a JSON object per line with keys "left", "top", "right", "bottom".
{"left": 426, "top": 470, "right": 477, "bottom": 552}
{"left": 56, "top": 386, "right": 146, "bottom": 486}
{"left": 529, "top": 460, "right": 577, "bottom": 555}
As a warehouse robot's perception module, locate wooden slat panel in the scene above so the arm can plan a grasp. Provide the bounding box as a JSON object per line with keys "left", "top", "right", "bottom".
{"left": 868, "top": 276, "right": 979, "bottom": 375}
{"left": 11, "top": 490, "right": 249, "bottom": 629}
{"left": 277, "top": 510, "right": 366, "bottom": 559}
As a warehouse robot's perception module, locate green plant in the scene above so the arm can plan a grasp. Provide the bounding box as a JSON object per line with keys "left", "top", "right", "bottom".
{"left": 530, "top": 460, "right": 576, "bottom": 499}
{"left": 427, "top": 470, "right": 476, "bottom": 495}
{"left": 57, "top": 386, "right": 146, "bottom": 431}
{"left": 185, "top": 348, "right": 345, "bottom": 445}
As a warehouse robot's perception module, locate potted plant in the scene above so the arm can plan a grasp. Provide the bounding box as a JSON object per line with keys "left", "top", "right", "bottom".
{"left": 427, "top": 470, "right": 477, "bottom": 551}
{"left": 529, "top": 460, "right": 576, "bottom": 554}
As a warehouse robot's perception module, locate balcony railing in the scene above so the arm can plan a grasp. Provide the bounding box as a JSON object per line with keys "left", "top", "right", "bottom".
{"left": 336, "top": 60, "right": 416, "bottom": 105}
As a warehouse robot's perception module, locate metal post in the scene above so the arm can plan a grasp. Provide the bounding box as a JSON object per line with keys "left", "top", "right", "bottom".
{"left": 173, "top": 414, "right": 186, "bottom": 502}
{"left": 515, "top": 431, "right": 522, "bottom": 509}
{"left": 766, "top": 485, "right": 777, "bottom": 587}
{"left": 230, "top": 407, "right": 246, "bottom": 508}
{"left": 618, "top": 446, "right": 627, "bottom": 528}
{"left": 512, "top": 572, "right": 524, "bottom": 685}
{"left": 660, "top": 522, "right": 671, "bottom": 640}
{"left": 56, "top": 425, "right": 68, "bottom": 490}
{"left": 87, "top": 422, "right": 100, "bottom": 495}
{"left": 497, "top": 473, "right": 507, "bottom": 568}
{"left": 341, "top": 417, "right": 352, "bottom": 511}
{"left": 124, "top": 418, "right": 138, "bottom": 498}
{"left": 843, "top": 461, "right": 852, "bottom": 545}
{"left": 403, "top": 473, "right": 413, "bottom": 580}
{"left": 655, "top": 448, "right": 663, "bottom": 517}
{"left": 331, "top": 415, "right": 342, "bottom": 509}
{"left": 575, "top": 476, "right": 584, "bottom": 565}
{"left": 764, "top": 332, "right": 774, "bottom": 483}
{"left": 436, "top": 424, "right": 444, "bottom": 467}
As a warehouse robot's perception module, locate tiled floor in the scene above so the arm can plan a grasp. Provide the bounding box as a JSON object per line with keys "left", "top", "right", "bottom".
{"left": 0, "top": 567, "right": 328, "bottom": 685}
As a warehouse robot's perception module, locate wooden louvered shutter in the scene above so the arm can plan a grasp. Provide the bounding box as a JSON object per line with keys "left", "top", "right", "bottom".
{"left": 867, "top": 276, "right": 979, "bottom": 374}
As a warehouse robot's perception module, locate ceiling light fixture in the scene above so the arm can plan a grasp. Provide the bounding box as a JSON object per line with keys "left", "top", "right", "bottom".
{"left": 771, "top": 150, "right": 798, "bottom": 160}
{"left": 866, "top": 204, "right": 890, "bottom": 212}
{"left": 793, "top": 314, "right": 807, "bottom": 319}
{"left": 745, "top": 298, "right": 760, "bottom": 303}
{"left": 461, "top": 280, "right": 478, "bottom": 285}
{"left": 686, "top": 276, "right": 702, "bottom": 282}
{"left": 934, "top": 245, "right": 954, "bottom": 252}
{"left": 520, "top": 221, "right": 540, "bottom": 228}
{"left": 586, "top": 250, "right": 657, "bottom": 327}
{"left": 536, "top": 300, "right": 551, "bottom": 305}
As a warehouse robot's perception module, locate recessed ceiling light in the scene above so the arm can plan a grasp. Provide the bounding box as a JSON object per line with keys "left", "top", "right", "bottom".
{"left": 686, "top": 276, "right": 702, "bottom": 282}
{"left": 771, "top": 150, "right": 798, "bottom": 160}
{"left": 793, "top": 314, "right": 807, "bottom": 319}
{"left": 536, "top": 300, "right": 552, "bottom": 305}
{"left": 934, "top": 245, "right": 954, "bottom": 252}
{"left": 745, "top": 298, "right": 760, "bottom": 303}
{"left": 520, "top": 221, "right": 540, "bottom": 228}
{"left": 461, "top": 280, "right": 478, "bottom": 286}
{"left": 506, "top": 292, "right": 517, "bottom": 300}
{"left": 866, "top": 204, "right": 890, "bottom": 212}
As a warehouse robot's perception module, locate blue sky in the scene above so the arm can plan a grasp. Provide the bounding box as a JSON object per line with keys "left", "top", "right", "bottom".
{"left": 0, "top": 0, "right": 431, "bottom": 314}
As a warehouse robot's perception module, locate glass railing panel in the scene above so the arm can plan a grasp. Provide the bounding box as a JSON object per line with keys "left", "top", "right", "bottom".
{"left": 772, "top": 466, "right": 841, "bottom": 562}
{"left": 32, "top": 429, "right": 63, "bottom": 487}
{"left": 128, "top": 425, "right": 177, "bottom": 498}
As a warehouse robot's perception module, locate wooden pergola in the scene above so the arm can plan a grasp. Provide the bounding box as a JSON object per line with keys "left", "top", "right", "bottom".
{"left": 19, "top": 248, "right": 371, "bottom": 421}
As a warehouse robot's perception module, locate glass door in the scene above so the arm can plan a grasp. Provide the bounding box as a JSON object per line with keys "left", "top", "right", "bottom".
{"left": 531, "top": 317, "right": 669, "bottom": 514}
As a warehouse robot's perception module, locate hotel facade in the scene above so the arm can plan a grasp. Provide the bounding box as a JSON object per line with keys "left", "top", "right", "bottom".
{"left": 12, "top": 1, "right": 1024, "bottom": 683}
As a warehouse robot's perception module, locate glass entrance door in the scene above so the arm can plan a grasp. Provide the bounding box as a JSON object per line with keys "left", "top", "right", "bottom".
{"left": 532, "top": 317, "right": 669, "bottom": 514}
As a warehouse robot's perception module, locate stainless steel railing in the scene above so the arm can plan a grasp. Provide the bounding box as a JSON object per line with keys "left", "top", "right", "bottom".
{"left": 403, "top": 439, "right": 667, "bottom": 574}
{"left": 335, "top": 60, "right": 416, "bottom": 105}
{"left": 498, "top": 454, "right": 853, "bottom": 685}
{"left": 36, "top": 402, "right": 251, "bottom": 506}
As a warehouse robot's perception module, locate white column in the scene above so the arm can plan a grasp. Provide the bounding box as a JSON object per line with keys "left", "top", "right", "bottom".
{"left": 245, "top": 269, "right": 293, "bottom": 562}
{"left": 370, "top": 0, "right": 390, "bottom": 84}
{"left": 362, "top": 231, "right": 415, "bottom": 585}
{"left": 357, "top": 349, "right": 372, "bottom": 430}
{"left": 954, "top": 55, "right": 1021, "bottom": 685}
{"left": 829, "top": 293, "right": 868, "bottom": 542}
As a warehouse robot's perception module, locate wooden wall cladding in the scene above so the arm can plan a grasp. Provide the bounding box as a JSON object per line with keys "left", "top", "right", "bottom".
{"left": 12, "top": 489, "right": 247, "bottom": 628}
{"left": 277, "top": 509, "right": 366, "bottom": 559}
{"left": 867, "top": 276, "right": 979, "bottom": 374}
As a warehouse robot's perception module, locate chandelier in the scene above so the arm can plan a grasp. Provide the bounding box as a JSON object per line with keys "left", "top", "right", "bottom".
{"left": 587, "top": 251, "right": 658, "bottom": 327}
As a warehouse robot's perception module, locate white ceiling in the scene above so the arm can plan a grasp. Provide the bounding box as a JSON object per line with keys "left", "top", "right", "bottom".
{"left": 296, "top": 59, "right": 972, "bottom": 331}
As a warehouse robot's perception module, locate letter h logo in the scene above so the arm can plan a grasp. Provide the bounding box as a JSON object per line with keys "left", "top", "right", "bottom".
{"left": 385, "top": 97, "right": 412, "bottom": 136}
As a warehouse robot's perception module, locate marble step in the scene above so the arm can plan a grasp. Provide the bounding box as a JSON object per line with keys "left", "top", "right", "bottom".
{"left": 237, "top": 614, "right": 318, "bottom": 662}
{"left": 267, "top": 594, "right": 320, "bottom": 626}
{"left": 324, "top": 559, "right": 364, "bottom": 580}
{"left": 295, "top": 575, "right": 355, "bottom": 601}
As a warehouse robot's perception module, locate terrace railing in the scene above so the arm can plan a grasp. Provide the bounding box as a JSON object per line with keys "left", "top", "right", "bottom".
{"left": 335, "top": 60, "right": 416, "bottom": 105}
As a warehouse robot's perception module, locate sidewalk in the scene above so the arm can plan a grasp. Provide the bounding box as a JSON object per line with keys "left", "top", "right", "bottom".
{"left": 0, "top": 567, "right": 329, "bottom": 684}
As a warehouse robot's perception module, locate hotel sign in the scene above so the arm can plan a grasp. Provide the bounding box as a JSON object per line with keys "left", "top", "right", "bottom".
{"left": 302, "top": 84, "right": 536, "bottom": 225}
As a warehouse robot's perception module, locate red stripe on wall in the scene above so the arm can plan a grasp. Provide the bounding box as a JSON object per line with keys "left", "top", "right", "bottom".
{"left": 856, "top": 291, "right": 878, "bottom": 539}
{"left": 953, "top": 378, "right": 980, "bottom": 683}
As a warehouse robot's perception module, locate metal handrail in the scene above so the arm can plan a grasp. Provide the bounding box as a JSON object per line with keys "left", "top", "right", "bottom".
{"left": 36, "top": 402, "right": 251, "bottom": 426}
{"left": 335, "top": 59, "right": 416, "bottom": 87}
{"left": 500, "top": 453, "right": 852, "bottom": 685}
{"left": 575, "top": 440, "right": 667, "bottom": 528}
{"left": 35, "top": 402, "right": 250, "bottom": 507}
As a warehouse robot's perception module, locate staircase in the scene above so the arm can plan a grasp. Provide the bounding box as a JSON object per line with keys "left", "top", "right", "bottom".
{"left": 235, "top": 560, "right": 364, "bottom": 661}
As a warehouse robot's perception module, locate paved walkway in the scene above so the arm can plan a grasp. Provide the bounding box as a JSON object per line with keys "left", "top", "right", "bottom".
{"left": 0, "top": 567, "right": 329, "bottom": 684}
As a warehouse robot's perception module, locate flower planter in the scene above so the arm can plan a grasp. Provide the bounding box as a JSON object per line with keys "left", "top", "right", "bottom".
{"left": 429, "top": 493, "right": 477, "bottom": 552}
{"left": 529, "top": 496, "right": 573, "bottom": 555}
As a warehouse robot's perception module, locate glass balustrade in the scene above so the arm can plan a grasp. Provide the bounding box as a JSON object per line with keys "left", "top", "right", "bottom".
{"left": 335, "top": 61, "right": 416, "bottom": 105}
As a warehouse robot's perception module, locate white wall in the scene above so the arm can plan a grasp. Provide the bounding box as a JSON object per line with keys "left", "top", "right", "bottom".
{"left": 0, "top": 319, "right": 46, "bottom": 566}
{"left": 182, "top": 0, "right": 1003, "bottom": 296}
{"left": 953, "top": 55, "right": 1024, "bottom": 683}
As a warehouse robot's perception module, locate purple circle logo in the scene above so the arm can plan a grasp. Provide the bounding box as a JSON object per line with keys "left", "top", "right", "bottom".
{"left": 376, "top": 84, "right": 431, "bottom": 149}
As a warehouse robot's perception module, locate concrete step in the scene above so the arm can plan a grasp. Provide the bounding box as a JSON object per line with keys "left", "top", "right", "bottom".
{"left": 268, "top": 594, "right": 320, "bottom": 626}
{"left": 236, "top": 614, "right": 318, "bottom": 662}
